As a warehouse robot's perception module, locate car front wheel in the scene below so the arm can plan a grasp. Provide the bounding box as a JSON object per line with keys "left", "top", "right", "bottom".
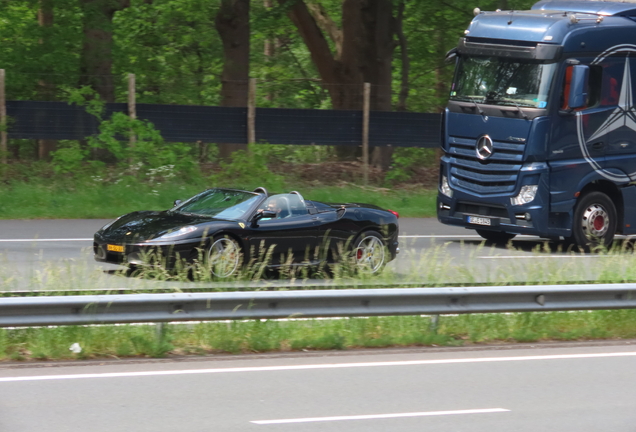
{"left": 206, "top": 235, "right": 243, "bottom": 278}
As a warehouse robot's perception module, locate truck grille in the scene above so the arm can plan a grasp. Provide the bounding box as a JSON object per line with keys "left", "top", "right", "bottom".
{"left": 448, "top": 136, "right": 524, "bottom": 194}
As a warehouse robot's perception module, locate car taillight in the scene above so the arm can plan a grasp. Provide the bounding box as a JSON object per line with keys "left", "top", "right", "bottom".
{"left": 388, "top": 209, "right": 399, "bottom": 219}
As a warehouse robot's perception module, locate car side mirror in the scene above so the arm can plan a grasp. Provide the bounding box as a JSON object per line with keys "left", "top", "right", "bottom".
{"left": 173, "top": 199, "right": 182, "bottom": 208}
{"left": 253, "top": 210, "right": 277, "bottom": 221}
{"left": 251, "top": 210, "right": 277, "bottom": 227}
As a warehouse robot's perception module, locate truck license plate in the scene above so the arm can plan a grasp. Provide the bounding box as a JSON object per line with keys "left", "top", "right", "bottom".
{"left": 467, "top": 216, "right": 491, "bottom": 226}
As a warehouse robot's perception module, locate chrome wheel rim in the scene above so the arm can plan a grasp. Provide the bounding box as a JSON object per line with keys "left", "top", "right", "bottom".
{"left": 208, "top": 238, "right": 240, "bottom": 278}
{"left": 582, "top": 204, "right": 609, "bottom": 239}
{"left": 354, "top": 236, "right": 385, "bottom": 273}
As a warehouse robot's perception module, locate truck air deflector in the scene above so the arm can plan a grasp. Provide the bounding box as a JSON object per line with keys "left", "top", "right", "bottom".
{"left": 532, "top": 1, "right": 636, "bottom": 16}
{"left": 458, "top": 38, "right": 562, "bottom": 60}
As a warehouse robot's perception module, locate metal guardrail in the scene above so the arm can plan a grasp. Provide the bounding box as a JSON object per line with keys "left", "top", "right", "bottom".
{"left": 1, "top": 284, "right": 635, "bottom": 327}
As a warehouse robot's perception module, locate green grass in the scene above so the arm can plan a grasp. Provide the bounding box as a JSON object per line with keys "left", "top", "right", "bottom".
{"left": 0, "top": 181, "right": 437, "bottom": 219}
{"left": 2, "top": 310, "right": 636, "bottom": 361}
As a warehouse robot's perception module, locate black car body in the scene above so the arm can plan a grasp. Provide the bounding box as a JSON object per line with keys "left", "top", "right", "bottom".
{"left": 94, "top": 188, "right": 399, "bottom": 276}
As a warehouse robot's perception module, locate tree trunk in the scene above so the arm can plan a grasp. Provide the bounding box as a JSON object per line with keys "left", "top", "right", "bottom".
{"left": 285, "top": 0, "right": 395, "bottom": 166}
{"left": 37, "top": 0, "right": 57, "bottom": 161}
{"left": 215, "top": 0, "right": 250, "bottom": 161}
{"left": 79, "top": 0, "right": 130, "bottom": 103}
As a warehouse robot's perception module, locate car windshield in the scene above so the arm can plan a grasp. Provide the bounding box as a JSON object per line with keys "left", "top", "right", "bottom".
{"left": 173, "top": 189, "right": 261, "bottom": 219}
{"left": 450, "top": 56, "right": 557, "bottom": 108}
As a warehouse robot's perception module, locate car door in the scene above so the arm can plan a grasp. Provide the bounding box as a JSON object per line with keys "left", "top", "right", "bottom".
{"left": 249, "top": 194, "right": 319, "bottom": 264}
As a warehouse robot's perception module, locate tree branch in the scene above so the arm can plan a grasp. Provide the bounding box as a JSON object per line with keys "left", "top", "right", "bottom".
{"left": 279, "top": 0, "right": 338, "bottom": 84}
{"left": 306, "top": 2, "right": 342, "bottom": 59}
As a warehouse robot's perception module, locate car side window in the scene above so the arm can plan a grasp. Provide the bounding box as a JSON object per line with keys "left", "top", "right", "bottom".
{"left": 257, "top": 194, "right": 309, "bottom": 220}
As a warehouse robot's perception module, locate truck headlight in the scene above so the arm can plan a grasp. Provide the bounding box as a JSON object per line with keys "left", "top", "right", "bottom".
{"left": 511, "top": 185, "right": 538, "bottom": 206}
{"left": 441, "top": 175, "right": 453, "bottom": 198}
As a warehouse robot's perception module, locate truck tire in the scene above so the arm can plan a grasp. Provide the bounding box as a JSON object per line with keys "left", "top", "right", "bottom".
{"left": 570, "top": 191, "right": 616, "bottom": 250}
{"left": 475, "top": 229, "right": 516, "bottom": 243}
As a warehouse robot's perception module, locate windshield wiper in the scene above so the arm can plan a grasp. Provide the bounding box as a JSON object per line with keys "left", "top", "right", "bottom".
{"left": 456, "top": 96, "right": 486, "bottom": 118}
{"left": 500, "top": 98, "right": 530, "bottom": 120}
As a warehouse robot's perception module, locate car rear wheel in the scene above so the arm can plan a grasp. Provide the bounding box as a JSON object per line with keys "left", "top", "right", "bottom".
{"left": 206, "top": 235, "right": 243, "bottom": 278}
{"left": 353, "top": 231, "right": 386, "bottom": 274}
{"left": 570, "top": 191, "right": 616, "bottom": 251}
{"left": 476, "top": 229, "right": 516, "bottom": 243}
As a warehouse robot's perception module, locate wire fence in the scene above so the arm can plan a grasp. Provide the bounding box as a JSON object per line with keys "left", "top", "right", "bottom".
{"left": 2, "top": 74, "right": 443, "bottom": 148}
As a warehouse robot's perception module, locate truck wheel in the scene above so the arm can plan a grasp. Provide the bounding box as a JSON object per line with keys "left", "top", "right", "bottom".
{"left": 570, "top": 191, "right": 616, "bottom": 250}
{"left": 475, "top": 229, "right": 516, "bottom": 243}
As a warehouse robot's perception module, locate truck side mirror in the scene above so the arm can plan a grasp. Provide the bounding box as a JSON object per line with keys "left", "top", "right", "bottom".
{"left": 568, "top": 65, "right": 589, "bottom": 109}
{"left": 445, "top": 47, "right": 458, "bottom": 64}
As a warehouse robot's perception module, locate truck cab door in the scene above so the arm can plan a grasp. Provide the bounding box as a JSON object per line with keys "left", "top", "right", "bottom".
{"left": 599, "top": 56, "right": 636, "bottom": 178}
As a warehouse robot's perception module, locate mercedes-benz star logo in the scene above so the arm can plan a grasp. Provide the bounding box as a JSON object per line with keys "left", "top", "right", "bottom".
{"left": 476, "top": 135, "right": 494, "bottom": 160}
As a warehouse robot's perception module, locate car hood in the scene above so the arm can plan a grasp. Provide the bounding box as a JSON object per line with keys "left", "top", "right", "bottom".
{"left": 97, "top": 211, "right": 231, "bottom": 242}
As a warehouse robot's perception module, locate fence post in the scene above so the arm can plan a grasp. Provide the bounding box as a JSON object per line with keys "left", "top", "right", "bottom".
{"left": 128, "top": 73, "right": 136, "bottom": 153}
{"left": 0, "top": 69, "right": 6, "bottom": 165}
{"left": 362, "top": 82, "right": 371, "bottom": 185}
{"left": 248, "top": 78, "right": 256, "bottom": 148}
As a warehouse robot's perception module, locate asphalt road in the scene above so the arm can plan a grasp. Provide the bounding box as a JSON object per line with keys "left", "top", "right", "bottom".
{"left": 0, "top": 218, "right": 625, "bottom": 291}
{"left": 1, "top": 343, "right": 635, "bottom": 431}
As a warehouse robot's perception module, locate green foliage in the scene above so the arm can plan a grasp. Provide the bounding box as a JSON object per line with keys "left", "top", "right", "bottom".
{"left": 51, "top": 141, "right": 89, "bottom": 174}
{"left": 56, "top": 87, "right": 200, "bottom": 176}
{"left": 209, "top": 146, "right": 286, "bottom": 191}
{"left": 385, "top": 148, "right": 436, "bottom": 185}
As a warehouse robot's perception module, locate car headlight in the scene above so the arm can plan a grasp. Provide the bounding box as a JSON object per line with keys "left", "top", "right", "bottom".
{"left": 440, "top": 175, "right": 453, "bottom": 198}
{"left": 511, "top": 185, "right": 538, "bottom": 206}
{"left": 157, "top": 226, "right": 198, "bottom": 240}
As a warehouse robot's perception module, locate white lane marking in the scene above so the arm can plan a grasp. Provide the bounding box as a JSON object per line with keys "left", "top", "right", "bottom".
{"left": 399, "top": 235, "right": 534, "bottom": 239}
{"left": 0, "top": 238, "right": 92, "bottom": 242}
{"left": 1, "top": 351, "right": 635, "bottom": 383}
{"left": 251, "top": 408, "right": 509, "bottom": 425}
{"left": 478, "top": 255, "right": 604, "bottom": 259}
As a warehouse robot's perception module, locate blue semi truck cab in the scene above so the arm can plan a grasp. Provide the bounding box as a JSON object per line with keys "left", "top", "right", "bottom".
{"left": 437, "top": 0, "right": 636, "bottom": 248}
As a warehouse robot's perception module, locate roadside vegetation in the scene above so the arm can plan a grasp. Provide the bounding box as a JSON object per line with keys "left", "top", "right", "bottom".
{"left": 0, "top": 142, "right": 438, "bottom": 220}
{"left": 3, "top": 235, "right": 636, "bottom": 361}
{"left": 2, "top": 310, "right": 636, "bottom": 361}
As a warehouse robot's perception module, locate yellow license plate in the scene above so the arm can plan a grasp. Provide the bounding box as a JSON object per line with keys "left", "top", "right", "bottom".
{"left": 107, "top": 244, "right": 124, "bottom": 253}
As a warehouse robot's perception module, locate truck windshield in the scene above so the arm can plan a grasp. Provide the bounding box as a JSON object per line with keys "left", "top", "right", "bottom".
{"left": 450, "top": 56, "right": 557, "bottom": 109}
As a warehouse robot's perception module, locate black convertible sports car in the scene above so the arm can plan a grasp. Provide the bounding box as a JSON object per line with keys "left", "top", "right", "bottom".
{"left": 94, "top": 187, "right": 399, "bottom": 276}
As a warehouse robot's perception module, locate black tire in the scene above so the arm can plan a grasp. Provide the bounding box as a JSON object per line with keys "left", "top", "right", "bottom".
{"left": 476, "top": 229, "right": 517, "bottom": 243}
{"left": 206, "top": 235, "right": 243, "bottom": 278}
{"left": 570, "top": 191, "right": 617, "bottom": 251}
{"left": 352, "top": 231, "right": 386, "bottom": 274}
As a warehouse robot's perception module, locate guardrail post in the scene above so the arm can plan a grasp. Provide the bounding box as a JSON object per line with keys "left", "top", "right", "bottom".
{"left": 429, "top": 314, "right": 439, "bottom": 334}
{"left": 155, "top": 322, "right": 165, "bottom": 342}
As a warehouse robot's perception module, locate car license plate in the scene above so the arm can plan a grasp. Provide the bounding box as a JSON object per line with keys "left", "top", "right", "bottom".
{"left": 107, "top": 244, "right": 124, "bottom": 253}
{"left": 467, "top": 216, "right": 491, "bottom": 226}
